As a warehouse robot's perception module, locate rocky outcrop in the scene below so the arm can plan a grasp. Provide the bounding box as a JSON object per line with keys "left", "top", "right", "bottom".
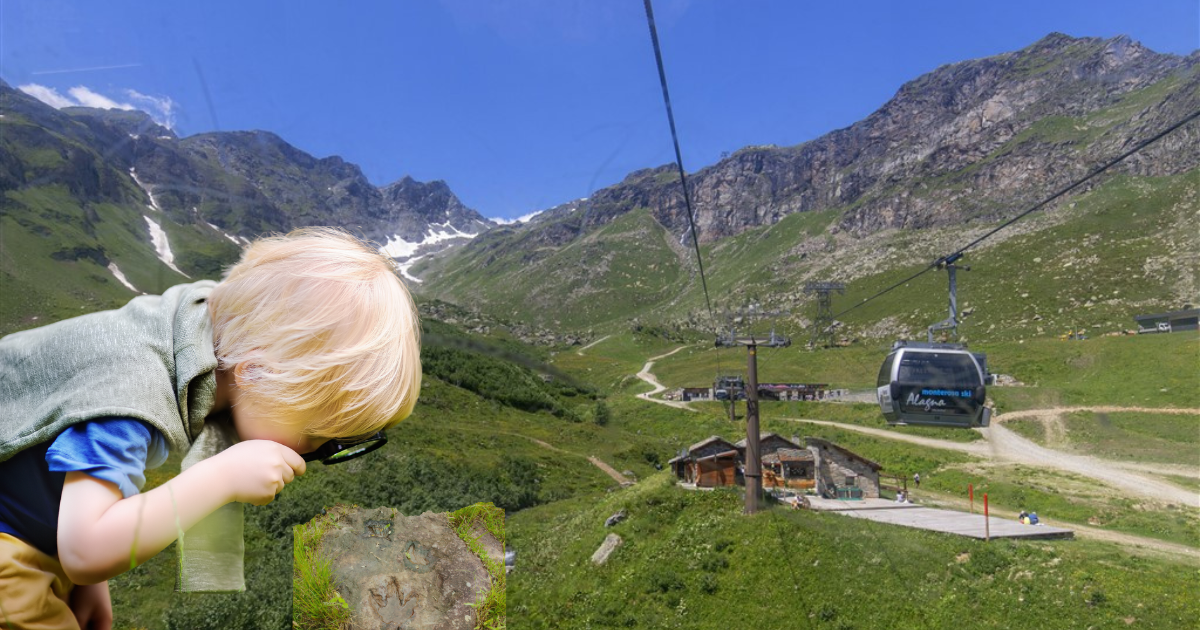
{"left": 316, "top": 505, "right": 498, "bottom": 630}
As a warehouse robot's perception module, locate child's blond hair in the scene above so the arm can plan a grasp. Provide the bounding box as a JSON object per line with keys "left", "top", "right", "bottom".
{"left": 207, "top": 227, "right": 421, "bottom": 438}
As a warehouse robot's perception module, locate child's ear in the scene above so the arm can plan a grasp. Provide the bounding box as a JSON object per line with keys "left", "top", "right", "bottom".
{"left": 230, "top": 361, "right": 261, "bottom": 389}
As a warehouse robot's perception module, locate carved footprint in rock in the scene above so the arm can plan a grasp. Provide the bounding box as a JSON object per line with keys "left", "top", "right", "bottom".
{"left": 363, "top": 519, "right": 394, "bottom": 541}
{"left": 401, "top": 540, "right": 436, "bottom": 574}
{"left": 368, "top": 576, "right": 419, "bottom": 630}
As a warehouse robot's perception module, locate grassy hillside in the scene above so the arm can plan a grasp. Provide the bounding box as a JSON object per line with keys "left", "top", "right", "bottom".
{"left": 509, "top": 474, "right": 1197, "bottom": 629}
{"left": 566, "top": 330, "right": 1199, "bottom": 547}
{"left": 644, "top": 331, "right": 1200, "bottom": 411}
{"left": 420, "top": 207, "right": 689, "bottom": 329}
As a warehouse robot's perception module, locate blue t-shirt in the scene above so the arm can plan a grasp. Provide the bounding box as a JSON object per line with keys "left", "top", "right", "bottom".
{"left": 0, "top": 418, "right": 168, "bottom": 556}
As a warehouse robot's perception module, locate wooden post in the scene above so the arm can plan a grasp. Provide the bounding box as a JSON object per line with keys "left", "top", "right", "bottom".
{"left": 744, "top": 343, "right": 761, "bottom": 515}
{"left": 984, "top": 493, "right": 990, "bottom": 542}
{"left": 969, "top": 483, "right": 974, "bottom": 514}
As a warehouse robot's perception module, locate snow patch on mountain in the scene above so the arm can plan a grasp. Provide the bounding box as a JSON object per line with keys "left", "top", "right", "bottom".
{"left": 379, "top": 222, "right": 479, "bottom": 259}
{"left": 144, "top": 215, "right": 190, "bottom": 278}
{"left": 106, "top": 262, "right": 140, "bottom": 293}
{"left": 396, "top": 255, "right": 425, "bottom": 284}
{"left": 129, "top": 168, "right": 162, "bottom": 213}
{"left": 206, "top": 222, "right": 244, "bottom": 246}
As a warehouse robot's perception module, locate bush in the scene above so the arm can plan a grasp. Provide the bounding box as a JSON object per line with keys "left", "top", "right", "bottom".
{"left": 593, "top": 401, "right": 611, "bottom": 426}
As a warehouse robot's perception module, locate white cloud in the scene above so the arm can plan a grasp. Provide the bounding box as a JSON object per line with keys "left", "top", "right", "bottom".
{"left": 17, "top": 83, "right": 176, "bottom": 130}
{"left": 67, "top": 86, "right": 135, "bottom": 110}
{"left": 126, "top": 89, "right": 177, "bottom": 129}
{"left": 17, "top": 84, "right": 75, "bottom": 108}
{"left": 491, "top": 210, "right": 543, "bottom": 225}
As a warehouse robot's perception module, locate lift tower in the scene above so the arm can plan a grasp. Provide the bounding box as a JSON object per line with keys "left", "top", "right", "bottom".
{"left": 927, "top": 254, "right": 970, "bottom": 343}
{"left": 804, "top": 282, "right": 845, "bottom": 348}
{"left": 717, "top": 305, "right": 790, "bottom": 515}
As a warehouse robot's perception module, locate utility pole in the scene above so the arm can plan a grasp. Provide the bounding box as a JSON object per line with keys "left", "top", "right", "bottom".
{"left": 927, "top": 254, "right": 970, "bottom": 343}
{"left": 716, "top": 306, "right": 790, "bottom": 515}
{"left": 804, "top": 282, "right": 845, "bottom": 348}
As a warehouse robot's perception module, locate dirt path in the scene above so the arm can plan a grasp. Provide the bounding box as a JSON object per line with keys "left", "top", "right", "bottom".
{"left": 576, "top": 334, "right": 612, "bottom": 355}
{"left": 635, "top": 346, "right": 695, "bottom": 411}
{"left": 994, "top": 407, "right": 1200, "bottom": 479}
{"left": 995, "top": 406, "right": 1200, "bottom": 420}
{"left": 587, "top": 456, "right": 632, "bottom": 484}
{"left": 450, "top": 427, "right": 631, "bottom": 485}
{"left": 781, "top": 411, "right": 1199, "bottom": 507}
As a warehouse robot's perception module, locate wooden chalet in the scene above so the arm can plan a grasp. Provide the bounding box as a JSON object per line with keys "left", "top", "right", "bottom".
{"left": 668, "top": 436, "right": 741, "bottom": 488}
{"left": 755, "top": 383, "right": 831, "bottom": 401}
{"left": 734, "top": 434, "right": 814, "bottom": 490}
{"left": 669, "top": 434, "right": 882, "bottom": 500}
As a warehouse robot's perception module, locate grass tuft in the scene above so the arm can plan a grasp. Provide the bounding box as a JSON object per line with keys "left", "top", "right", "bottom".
{"left": 449, "top": 502, "right": 507, "bottom": 630}
{"left": 293, "top": 504, "right": 355, "bottom": 630}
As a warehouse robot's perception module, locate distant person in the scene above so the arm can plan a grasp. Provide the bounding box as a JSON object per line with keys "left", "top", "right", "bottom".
{"left": 1030, "top": 512, "right": 1040, "bottom": 525}
{"left": 913, "top": 472, "right": 921, "bottom": 488}
{"left": 1018, "top": 510, "right": 1029, "bottom": 522}
{"left": 0, "top": 228, "right": 423, "bottom": 629}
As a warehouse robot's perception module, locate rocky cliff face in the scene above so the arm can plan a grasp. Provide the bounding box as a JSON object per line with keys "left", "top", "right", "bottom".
{"left": 516, "top": 34, "right": 1198, "bottom": 247}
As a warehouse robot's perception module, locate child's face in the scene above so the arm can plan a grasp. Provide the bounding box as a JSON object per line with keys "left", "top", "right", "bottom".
{"left": 217, "top": 366, "right": 330, "bottom": 456}
{"left": 229, "top": 391, "right": 330, "bottom": 456}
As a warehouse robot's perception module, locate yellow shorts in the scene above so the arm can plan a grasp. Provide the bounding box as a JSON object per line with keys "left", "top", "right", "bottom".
{"left": 0, "top": 532, "right": 79, "bottom": 630}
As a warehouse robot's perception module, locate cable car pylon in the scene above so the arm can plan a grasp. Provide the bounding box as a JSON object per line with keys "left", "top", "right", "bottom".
{"left": 716, "top": 303, "right": 790, "bottom": 515}
{"left": 927, "top": 254, "right": 970, "bottom": 344}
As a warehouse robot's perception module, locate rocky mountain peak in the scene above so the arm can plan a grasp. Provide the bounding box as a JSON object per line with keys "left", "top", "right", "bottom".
{"left": 492, "top": 33, "right": 1195, "bottom": 249}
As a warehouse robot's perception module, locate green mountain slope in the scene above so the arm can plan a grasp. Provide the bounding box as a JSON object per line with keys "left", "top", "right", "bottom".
{"left": 510, "top": 474, "right": 1196, "bottom": 629}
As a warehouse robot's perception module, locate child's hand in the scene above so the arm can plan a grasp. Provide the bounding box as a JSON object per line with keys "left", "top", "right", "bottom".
{"left": 211, "top": 440, "right": 307, "bottom": 505}
{"left": 69, "top": 580, "right": 113, "bottom": 630}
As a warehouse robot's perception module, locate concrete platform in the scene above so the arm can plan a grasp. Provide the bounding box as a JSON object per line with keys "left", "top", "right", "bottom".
{"left": 806, "top": 497, "right": 922, "bottom": 511}
{"left": 828, "top": 505, "right": 1074, "bottom": 540}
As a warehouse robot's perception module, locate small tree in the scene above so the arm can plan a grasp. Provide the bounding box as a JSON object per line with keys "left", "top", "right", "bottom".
{"left": 593, "top": 401, "right": 611, "bottom": 426}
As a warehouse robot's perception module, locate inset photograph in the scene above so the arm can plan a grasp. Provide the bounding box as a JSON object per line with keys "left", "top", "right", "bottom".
{"left": 294, "top": 502, "right": 505, "bottom": 630}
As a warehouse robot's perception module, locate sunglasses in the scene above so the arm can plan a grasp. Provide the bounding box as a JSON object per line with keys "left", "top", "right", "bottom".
{"left": 302, "top": 430, "right": 388, "bottom": 464}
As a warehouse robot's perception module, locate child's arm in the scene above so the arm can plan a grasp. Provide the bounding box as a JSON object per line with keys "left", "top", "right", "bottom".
{"left": 56, "top": 439, "right": 306, "bottom": 585}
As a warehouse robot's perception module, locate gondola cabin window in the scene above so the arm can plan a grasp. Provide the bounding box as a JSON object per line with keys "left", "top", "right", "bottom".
{"left": 897, "top": 353, "right": 979, "bottom": 388}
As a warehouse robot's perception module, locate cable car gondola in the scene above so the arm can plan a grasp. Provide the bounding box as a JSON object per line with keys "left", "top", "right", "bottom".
{"left": 876, "top": 340, "right": 991, "bottom": 428}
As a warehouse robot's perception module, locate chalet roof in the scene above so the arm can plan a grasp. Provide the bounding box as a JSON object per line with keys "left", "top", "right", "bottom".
{"left": 734, "top": 433, "right": 803, "bottom": 450}
{"left": 695, "top": 449, "right": 739, "bottom": 463}
{"left": 762, "top": 448, "right": 813, "bottom": 464}
{"left": 804, "top": 436, "right": 883, "bottom": 471}
{"left": 687, "top": 435, "right": 737, "bottom": 453}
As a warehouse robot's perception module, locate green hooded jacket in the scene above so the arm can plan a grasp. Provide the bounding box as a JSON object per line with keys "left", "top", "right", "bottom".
{"left": 0, "top": 280, "right": 219, "bottom": 463}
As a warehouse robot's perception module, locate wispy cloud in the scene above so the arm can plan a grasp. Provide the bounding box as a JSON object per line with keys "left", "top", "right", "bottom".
{"left": 491, "top": 210, "right": 543, "bottom": 225}
{"left": 16, "top": 84, "right": 76, "bottom": 109}
{"left": 17, "top": 83, "right": 176, "bottom": 130}
{"left": 126, "top": 89, "right": 177, "bottom": 129}
{"left": 31, "top": 63, "right": 143, "bottom": 76}
{"left": 67, "top": 86, "right": 135, "bottom": 110}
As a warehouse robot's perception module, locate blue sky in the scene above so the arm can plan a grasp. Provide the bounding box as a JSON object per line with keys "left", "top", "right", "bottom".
{"left": 2, "top": 1, "right": 1197, "bottom": 220}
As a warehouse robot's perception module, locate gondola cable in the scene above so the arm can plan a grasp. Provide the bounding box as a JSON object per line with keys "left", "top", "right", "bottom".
{"left": 643, "top": 0, "right": 716, "bottom": 327}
